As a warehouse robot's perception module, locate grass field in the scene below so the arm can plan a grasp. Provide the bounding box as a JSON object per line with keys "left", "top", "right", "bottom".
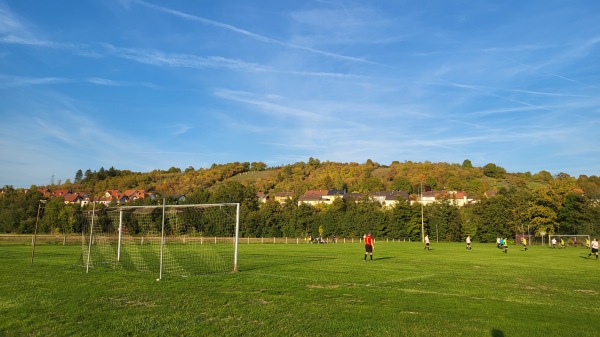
{"left": 1, "top": 240, "right": 599, "bottom": 336}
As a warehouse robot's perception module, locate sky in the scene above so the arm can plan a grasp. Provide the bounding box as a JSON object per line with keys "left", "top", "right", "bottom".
{"left": 1, "top": 1, "right": 600, "bottom": 188}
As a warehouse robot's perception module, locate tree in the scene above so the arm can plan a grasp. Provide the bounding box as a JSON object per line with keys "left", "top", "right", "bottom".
{"left": 74, "top": 170, "right": 83, "bottom": 184}
{"left": 389, "top": 177, "right": 412, "bottom": 193}
{"left": 388, "top": 200, "right": 420, "bottom": 240}
{"left": 250, "top": 162, "right": 267, "bottom": 171}
{"left": 462, "top": 159, "right": 473, "bottom": 168}
{"left": 427, "top": 202, "right": 462, "bottom": 242}
{"left": 526, "top": 187, "right": 559, "bottom": 236}
{"left": 426, "top": 176, "right": 437, "bottom": 190}
{"left": 483, "top": 163, "right": 507, "bottom": 179}
{"left": 557, "top": 193, "right": 588, "bottom": 234}
{"left": 469, "top": 195, "right": 513, "bottom": 242}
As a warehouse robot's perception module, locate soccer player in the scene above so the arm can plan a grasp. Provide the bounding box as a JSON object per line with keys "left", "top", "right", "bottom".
{"left": 364, "top": 232, "right": 373, "bottom": 261}
{"left": 586, "top": 238, "right": 591, "bottom": 249}
{"left": 587, "top": 239, "right": 599, "bottom": 260}
{"left": 560, "top": 238, "right": 565, "bottom": 249}
{"left": 551, "top": 237, "right": 557, "bottom": 248}
{"left": 466, "top": 236, "right": 472, "bottom": 250}
{"left": 424, "top": 235, "right": 430, "bottom": 251}
{"left": 522, "top": 237, "right": 528, "bottom": 251}
{"left": 503, "top": 238, "right": 508, "bottom": 253}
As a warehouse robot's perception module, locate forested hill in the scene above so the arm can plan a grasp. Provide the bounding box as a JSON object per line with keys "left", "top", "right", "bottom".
{"left": 3, "top": 158, "right": 600, "bottom": 240}
{"left": 16, "top": 158, "right": 600, "bottom": 199}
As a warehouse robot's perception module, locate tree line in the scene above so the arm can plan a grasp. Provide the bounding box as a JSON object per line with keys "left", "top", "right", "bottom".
{"left": 2, "top": 174, "right": 599, "bottom": 242}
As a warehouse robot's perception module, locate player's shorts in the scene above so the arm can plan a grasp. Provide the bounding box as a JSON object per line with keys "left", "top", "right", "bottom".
{"left": 592, "top": 248, "right": 598, "bottom": 254}
{"left": 365, "top": 244, "right": 373, "bottom": 253}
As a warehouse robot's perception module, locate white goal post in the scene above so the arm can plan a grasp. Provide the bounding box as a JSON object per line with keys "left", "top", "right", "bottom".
{"left": 547, "top": 234, "right": 590, "bottom": 247}
{"left": 81, "top": 201, "right": 240, "bottom": 279}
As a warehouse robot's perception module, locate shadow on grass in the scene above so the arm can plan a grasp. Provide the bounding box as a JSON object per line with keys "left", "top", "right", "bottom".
{"left": 374, "top": 256, "right": 393, "bottom": 260}
{"left": 491, "top": 328, "right": 505, "bottom": 337}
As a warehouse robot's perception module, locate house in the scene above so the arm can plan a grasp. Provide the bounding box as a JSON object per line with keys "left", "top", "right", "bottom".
{"left": 371, "top": 191, "right": 409, "bottom": 208}
{"left": 130, "top": 190, "right": 153, "bottom": 202}
{"left": 81, "top": 194, "right": 93, "bottom": 206}
{"left": 96, "top": 196, "right": 113, "bottom": 206}
{"left": 273, "top": 192, "right": 294, "bottom": 204}
{"left": 103, "top": 189, "right": 154, "bottom": 203}
{"left": 53, "top": 189, "right": 70, "bottom": 197}
{"left": 104, "top": 190, "right": 120, "bottom": 198}
{"left": 298, "top": 189, "right": 347, "bottom": 206}
{"left": 419, "top": 191, "right": 438, "bottom": 205}
{"left": 117, "top": 195, "right": 129, "bottom": 203}
{"left": 415, "top": 190, "right": 474, "bottom": 207}
{"left": 298, "top": 193, "right": 324, "bottom": 206}
{"left": 37, "top": 188, "right": 52, "bottom": 198}
{"left": 342, "top": 192, "right": 368, "bottom": 201}
{"left": 322, "top": 189, "right": 346, "bottom": 204}
{"left": 64, "top": 193, "right": 83, "bottom": 205}
{"left": 171, "top": 194, "right": 186, "bottom": 203}
{"left": 123, "top": 190, "right": 138, "bottom": 198}
{"left": 256, "top": 192, "right": 269, "bottom": 203}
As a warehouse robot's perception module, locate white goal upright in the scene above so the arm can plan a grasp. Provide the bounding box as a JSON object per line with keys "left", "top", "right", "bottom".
{"left": 82, "top": 202, "right": 240, "bottom": 279}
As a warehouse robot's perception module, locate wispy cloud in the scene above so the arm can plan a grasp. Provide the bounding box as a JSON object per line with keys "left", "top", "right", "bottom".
{"left": 101, "top": 43, "right": 267, "bottom": 71}
{"left": 213, "top": 89, "right": 325, "bottom": 121}
{"left": 129, "top": 0, "right": 382, "bottom": 65}
{"left": 0, "top": 74, "right": 72, "bottom": 88}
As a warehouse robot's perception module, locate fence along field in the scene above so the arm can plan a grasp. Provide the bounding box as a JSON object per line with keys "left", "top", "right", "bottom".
{"left": 3, "top": 234, "right": 600, "bottom": 336}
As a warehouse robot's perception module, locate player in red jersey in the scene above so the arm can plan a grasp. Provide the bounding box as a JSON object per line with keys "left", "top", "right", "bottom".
{"left": 364, "top": 232, "right": 374, "bottom": 261}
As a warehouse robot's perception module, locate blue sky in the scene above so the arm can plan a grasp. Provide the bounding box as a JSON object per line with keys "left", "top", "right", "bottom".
{"left": 1, "top": 1, "right": 600, "bottom": 188}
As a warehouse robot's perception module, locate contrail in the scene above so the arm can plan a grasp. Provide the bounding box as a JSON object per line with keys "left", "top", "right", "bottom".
{"left": 131, "top": 0, "right": 383, "bottom": 66}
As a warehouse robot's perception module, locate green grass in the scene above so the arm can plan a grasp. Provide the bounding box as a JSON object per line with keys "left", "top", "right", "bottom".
{"left": 1, "top": 240, "right": 599, "bottom": 336}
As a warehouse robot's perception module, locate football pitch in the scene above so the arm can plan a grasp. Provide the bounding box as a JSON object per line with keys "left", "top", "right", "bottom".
{"left": 1, "top": 240, "right": 599, "bottom": 336}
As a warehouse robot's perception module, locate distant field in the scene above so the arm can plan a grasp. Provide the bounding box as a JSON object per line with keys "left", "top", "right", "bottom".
{"left": 1, "top": 239, "right": 599, "bottom": 336}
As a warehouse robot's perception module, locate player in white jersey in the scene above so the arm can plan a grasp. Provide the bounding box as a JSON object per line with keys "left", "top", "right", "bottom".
{"left": 588, "top": 239, "right": 599, "bottom": 260}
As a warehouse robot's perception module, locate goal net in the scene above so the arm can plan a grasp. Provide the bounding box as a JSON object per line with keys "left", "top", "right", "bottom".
{"left": 547, "top": 234, "right": 590, "bottom": 247}
{"left": 81, "top": 202, "right": 239, "bottom": 279}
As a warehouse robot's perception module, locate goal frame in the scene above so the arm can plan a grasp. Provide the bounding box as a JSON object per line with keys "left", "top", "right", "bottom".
{"left": 547, "top": 234, "right": 590, "bottom": 247}
{"left": 84, "top": 201, "right": 240, "bottom": 279}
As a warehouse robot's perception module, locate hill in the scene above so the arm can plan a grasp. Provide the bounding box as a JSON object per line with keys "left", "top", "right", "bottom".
{"left": 20, "top": 159, "right": 600, "bottom": 199}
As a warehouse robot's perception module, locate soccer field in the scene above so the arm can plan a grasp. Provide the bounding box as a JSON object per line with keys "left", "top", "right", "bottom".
{"left": 1, "top": 240, "right": 598, "bottom": 336}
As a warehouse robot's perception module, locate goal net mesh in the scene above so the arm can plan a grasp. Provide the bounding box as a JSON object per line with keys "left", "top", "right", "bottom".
{"left": 80, "top": 203, "right": 239, "bottom": 277}
{"left": 547, "top": 234, "right": 590, "bottom": 247}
